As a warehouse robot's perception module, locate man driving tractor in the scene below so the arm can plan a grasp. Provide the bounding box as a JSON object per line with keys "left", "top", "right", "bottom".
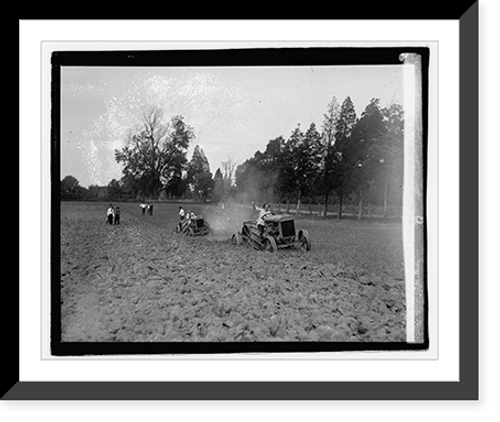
{"left": 252, "top": 201, "right": 272, "bottom": 235}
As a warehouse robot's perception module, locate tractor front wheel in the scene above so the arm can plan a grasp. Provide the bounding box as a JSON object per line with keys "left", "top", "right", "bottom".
{"left": 299, "top": 230, "right": 311, "bottom": 251}
{"left": 264, "top": 235, "right": 278, "bottom": 252}
{"left": 232, "top": 232, "right": 243, "bottom": 245}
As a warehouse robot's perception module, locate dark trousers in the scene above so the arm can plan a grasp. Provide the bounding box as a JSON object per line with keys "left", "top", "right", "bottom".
{"left": 114, "top": 214, "right": 120, "bottom": 225}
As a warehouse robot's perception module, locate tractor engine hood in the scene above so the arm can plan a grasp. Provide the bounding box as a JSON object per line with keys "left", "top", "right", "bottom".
{"left": 264, "top": 213, "right": 295, "bottom": 223}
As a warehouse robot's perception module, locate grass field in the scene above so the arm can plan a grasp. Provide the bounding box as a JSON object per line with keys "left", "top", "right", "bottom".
{"left": 60, "top": 201, "right": 406, "bottom": 343}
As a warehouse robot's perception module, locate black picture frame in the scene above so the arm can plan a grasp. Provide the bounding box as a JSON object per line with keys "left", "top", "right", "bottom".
{"left": 9, "top": 6, "right": 477, "bottom": 400}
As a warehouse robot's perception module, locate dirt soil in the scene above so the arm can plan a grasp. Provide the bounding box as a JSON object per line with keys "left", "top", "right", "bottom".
{"left": 60, "top": 202, "right": 406, "bottom": 343}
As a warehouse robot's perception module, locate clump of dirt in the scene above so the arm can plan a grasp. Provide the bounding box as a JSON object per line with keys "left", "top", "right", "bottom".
{"left": 60, "top": 203, "right": 406, "bottom": 344}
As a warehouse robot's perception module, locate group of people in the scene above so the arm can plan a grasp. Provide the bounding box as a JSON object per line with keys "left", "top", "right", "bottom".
{"left": 178, "top": 206, "right": 197, "bottom": 223}
{"left": 106, "top": 201, "right": 270, "bottom": 230}
{"left": 177, "top": 206, "right": 199, "bottom": 232}
{"left": 106, "top": 201, "right": 155, "bottom": 225}
{"left": 106, "top": 204, "right": 121, "bottom": 225}
{"left": 139, "top": 201, "right": 154, "bottom": 216}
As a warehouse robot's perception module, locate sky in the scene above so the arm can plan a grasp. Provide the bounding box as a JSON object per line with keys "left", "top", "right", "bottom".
{"left": 61, "top": 65, "right": 403, "bottom": 188}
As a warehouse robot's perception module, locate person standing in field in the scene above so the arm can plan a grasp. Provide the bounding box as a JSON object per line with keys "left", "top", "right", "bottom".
{"left": 114, "top": 206, "right": 121, "bottom": 225}
{"left": 147, "top": 202, "right": 154, "bottom": 216}
{"left": 139, "top": 202, "right": 147, "bottom": 215}
{"left": 106, "top": 204, "right": 114, "bottom": 225}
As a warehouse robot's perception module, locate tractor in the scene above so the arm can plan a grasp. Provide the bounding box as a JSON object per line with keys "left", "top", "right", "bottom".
{"left": 232, "top": 213, "right": 311, "bottom": 252}
{"left": 177, "top": 215, "right": 212, "bottom": 236}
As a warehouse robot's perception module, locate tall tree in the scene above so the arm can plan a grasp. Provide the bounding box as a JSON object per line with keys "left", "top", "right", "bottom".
{"left": 195, "top": 172, "right": 214, "bottom": 201}
{"left": 258, "top": 136, "right": 286, "bottom": 201}
{"left": 187, "top": 145, "right": 213, "bottom": 200}
{"left": 332, "top": 96, "right": 357, "bottom": 219}
{"left": 114, "top": 106, "right": 194, "bottom": 198}
{"left": 280, "top": 124, "right": 323, "bottom": 213}
{"left": 300, "top": 122, "right": 323, "bottom": 202}
{"left": 212, "top": 168, "right": 225, "bottom": 203}
{"left": 280, "top": 125, "right": 304, "bottom": 207}
{"left": 320, "top": 96, "right": 341, "bottom": 217}
{"left": 349, "top": 98, "right": 387, "bottom": 219}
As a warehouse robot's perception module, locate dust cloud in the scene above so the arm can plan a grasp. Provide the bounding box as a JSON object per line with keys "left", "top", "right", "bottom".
{"left": 204, "top": 202, "right": 256, "bottom": 241}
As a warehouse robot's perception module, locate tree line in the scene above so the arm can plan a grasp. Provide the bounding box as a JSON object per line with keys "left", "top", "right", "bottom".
{"left": 235, "top": 96, "right": 404, "bottom": 219}
{"left": 61, "top": 106, "right": 233, "bottom": 203}
{"left": 61, "top": 97, "right": 404, "bottom": 219}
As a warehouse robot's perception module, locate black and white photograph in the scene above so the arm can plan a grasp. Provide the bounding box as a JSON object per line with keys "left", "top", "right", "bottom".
{"left": 54, "top": 47, "right": 428, "bottom": 354}
{"left": 14, "top": 9, "right": 485, "bottom": 407}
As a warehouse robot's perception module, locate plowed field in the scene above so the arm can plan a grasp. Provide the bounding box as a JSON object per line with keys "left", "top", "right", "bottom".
{"left": 60, "top": 202, "right": 406, "bottom": 343}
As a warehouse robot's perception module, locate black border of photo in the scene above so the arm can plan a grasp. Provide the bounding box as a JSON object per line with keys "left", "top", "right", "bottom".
{"left": 50, "top": 44, "right": 430, "bottom": 357}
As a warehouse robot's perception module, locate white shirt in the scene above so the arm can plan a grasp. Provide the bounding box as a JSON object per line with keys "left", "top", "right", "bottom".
{"left": 256, "top": 207, "right": 271, "bottom": 226}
